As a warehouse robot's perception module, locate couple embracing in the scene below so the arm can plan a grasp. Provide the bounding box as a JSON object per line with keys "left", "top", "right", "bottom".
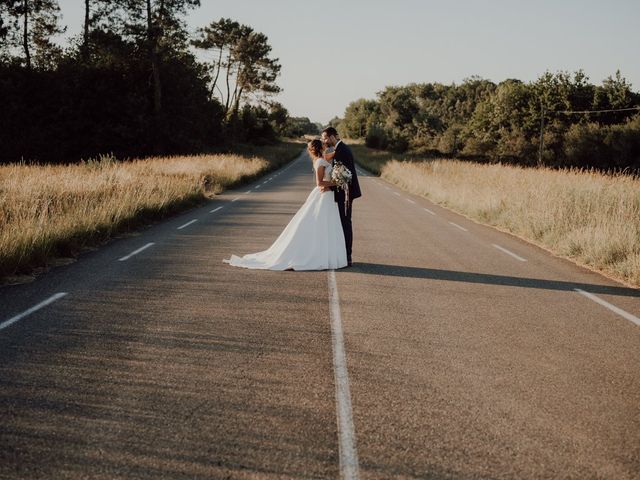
{"left": 224, "top": 127, "right": 362, "bottom": 271}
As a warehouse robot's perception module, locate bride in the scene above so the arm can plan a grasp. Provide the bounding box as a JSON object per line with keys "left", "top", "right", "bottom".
{"left": 223, "top": 139, "right": 348, "bottom": 271}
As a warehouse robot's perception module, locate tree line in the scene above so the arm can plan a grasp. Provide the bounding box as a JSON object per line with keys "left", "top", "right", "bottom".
{"left": 333, "top": 71, "right": 640, "bottom": 171}
{"left": 0, "top": 0, "right": 317, "bottom": 164}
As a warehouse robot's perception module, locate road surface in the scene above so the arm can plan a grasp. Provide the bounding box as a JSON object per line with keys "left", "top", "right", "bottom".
{"left": 1, "top": 150, "right": 639, "bottom": 479}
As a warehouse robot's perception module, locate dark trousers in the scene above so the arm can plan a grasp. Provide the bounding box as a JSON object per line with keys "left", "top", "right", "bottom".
{"left": 337, "top": 198, "right": 353, "bottom": 262}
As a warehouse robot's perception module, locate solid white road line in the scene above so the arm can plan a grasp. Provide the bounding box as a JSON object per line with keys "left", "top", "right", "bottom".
{"left": 209, "top": 206, "right": 223, "bottom": 214}
{"left": 177, "top": 219, "right": 198, "bottom": 230}
{"left": 118, "top": 242, "right": 155, "bottom": 261}
{"left": 449, "top": 221, "right": 468, "bottom": 232}
{"left": 492, "top": 243, "right": 527, "bottom": 262}
{"left": 0, "top": 292, "right": 68, "bottom": 331}
{"left": 406, "top": 199, "right": 416, "bottom": 204}
{"left": 328, "top": 270, "right": 360, "bottom": 479}
{"left": 231, "top": 197, "right": 240, "bottom": 202}
{"left": 574, "top": 289, "right": 640, "bottom": 326}
{"left": 423, "top": 208, "right": 436, "bottom": 215}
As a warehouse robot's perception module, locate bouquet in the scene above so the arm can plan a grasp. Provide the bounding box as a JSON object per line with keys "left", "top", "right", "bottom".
{"left": 330, "top": 161, "right": 353, "bottom": 214}
{"left": 331, "top": 161, "right": 352, "bottom": 190}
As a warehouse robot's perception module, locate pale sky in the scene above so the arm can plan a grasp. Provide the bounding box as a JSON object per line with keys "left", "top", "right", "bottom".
{"left": 57, "top": 0, "right": 640, "bottom": 124}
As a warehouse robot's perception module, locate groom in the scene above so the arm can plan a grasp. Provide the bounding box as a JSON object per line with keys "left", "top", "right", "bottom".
{"left": 321, "top": 127, "right": 361, "bottom": 267}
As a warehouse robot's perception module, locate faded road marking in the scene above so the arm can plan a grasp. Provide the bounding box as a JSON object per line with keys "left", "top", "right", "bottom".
{"left": 177, "top": 219, "right": 198, "bottom": 230}
{"left": 449, "top": 221, "right": 468, "bottom": 232}
{"left": 118, "top": 242, "right": 155, "bottom": 261}
{"left": 492, "top": 244, "right": 527, "bottom": 262}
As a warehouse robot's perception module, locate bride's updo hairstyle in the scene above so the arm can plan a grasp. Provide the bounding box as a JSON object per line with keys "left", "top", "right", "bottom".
{"left": 307, "top": 139, "right": 323, "bottom": 160}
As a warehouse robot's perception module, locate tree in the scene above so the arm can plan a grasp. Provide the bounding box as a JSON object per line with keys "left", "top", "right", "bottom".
{"left": 267, "top": 101, "right": 289, "bottom": 136}
{"left": 0, "top": 1, "right": 15, "bottom": 41}
{"left": 341, "top": 98, "right": 380, "bottom": 138}
{"left": 191, "top": 17, "right": 241, "bottom": 107}
{"left": 81, "top": 0, "right": 118, "bottom": 57}
{"left": 192, "top": 18, "right": 281, "bottom": 116}
{"left": 593, "top": 70, "right": 639, "bottom": 125}
{"left": 0, "top": 1, "right": 17, "bottom": 62}
{"left": 2, "top": 0, "right": 65, "bottom": 69}
{"left": 113, "top": 0, "right": 200, "bottom": 115}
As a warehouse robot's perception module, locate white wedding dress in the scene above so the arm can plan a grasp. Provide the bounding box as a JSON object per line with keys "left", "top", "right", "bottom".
{"left": 223, "top": 158, "right": 348, "bottom": 270}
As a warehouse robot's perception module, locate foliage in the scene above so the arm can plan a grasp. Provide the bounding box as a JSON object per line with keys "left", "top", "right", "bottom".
{"left": 340, "top": 71, "right": 640, "bottom": 171}
{"left": 0, "top": 3, "right": 290, "bottom": 164}
{"left": 192, "top": 17, "right": 281, "bottom": 117}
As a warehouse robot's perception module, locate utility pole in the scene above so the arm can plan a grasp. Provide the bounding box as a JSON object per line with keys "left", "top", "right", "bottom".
{"left": 452, "top": 130, "right": 458, "bottom": 156}
{"left": 538, "top": 99, "right": 545, "bottom": 167}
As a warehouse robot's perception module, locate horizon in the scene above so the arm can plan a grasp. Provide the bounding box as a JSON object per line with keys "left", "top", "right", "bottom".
{"left": 56, "top": 0, "right": 640, "bottom": 124}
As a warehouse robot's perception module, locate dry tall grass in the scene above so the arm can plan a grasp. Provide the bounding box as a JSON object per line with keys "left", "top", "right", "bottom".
{"left": 353, "top": 144, "right": 640, "bottom": 288}
{"left": 0, "top": 142, "right": 302, "bottom": 280}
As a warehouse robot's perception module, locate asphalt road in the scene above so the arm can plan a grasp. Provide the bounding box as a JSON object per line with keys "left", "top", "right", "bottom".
{"left": 1, "top": 150, "right": 639, "bottom": 479}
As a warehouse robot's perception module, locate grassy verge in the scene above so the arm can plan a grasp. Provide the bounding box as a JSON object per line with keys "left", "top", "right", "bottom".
{"left": 0, "top": 140, "right": 303, "bottom": 283}
{"left": 351, "top": 144, "right": 640, "bottom": 289}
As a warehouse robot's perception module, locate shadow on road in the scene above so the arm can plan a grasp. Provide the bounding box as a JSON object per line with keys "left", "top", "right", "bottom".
{"left": 349, "top": 262, "right": 640, "bottom": 298}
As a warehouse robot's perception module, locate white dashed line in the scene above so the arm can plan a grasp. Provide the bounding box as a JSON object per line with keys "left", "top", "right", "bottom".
{"left": 0, "top": 293, "right": 68, "bottom": 331}
{"left": 393, "top": 192, "right": 401, "bottom": 196}
{"left": 254, "top": 185, "right": 261, "bottom": 189}
{"left": 384, "top": 186, "right": 390, "bottom": 190}
{"left": 328, "top": 270, "right": 360, "bottom": 479}
{"left": 406, "top": 199, "right": 416, "bottom": 204}
{"left": 118, "top": 242, "right": 155, "bottom": 261}
{"left": 575, "top": 289, "right": 640, "bottom": 326}
{"left": 177, "top": 219, "right": 198, "bottom": 230}
{"left": 449, "top": 221, "right": 468, "bottom": 232}
{"left": 492, "top": 244, "right": 527, "bottom": 261}
{"left": 244, "top": 190, "right": 252, "bottom": 194}
{"left": 210, "top": 206, "right": 223, "bottom": 214}
{"left": 231, "top": 197, "right": 240, "bottom": 202}
{"left": 423, "top": 208, "right": 436, "bottom": 215}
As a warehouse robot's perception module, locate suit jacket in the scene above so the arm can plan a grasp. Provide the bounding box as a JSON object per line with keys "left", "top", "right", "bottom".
{"left": 331, "top": 141, "right": 362, "bottom": 204}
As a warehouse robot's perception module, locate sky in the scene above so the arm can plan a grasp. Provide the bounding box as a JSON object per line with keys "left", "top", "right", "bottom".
{"left": 56, "top": 0, "right": 640, "bottom": 124}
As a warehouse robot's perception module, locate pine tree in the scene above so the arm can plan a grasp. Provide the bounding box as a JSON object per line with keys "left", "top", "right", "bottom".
{"left": 3, "top": 0, "right": 65, "bottom": 69}
{"left": 112, "top": 0, "right": 200, "bottom": 115}
{"left": 192, "top": 18, "right": 281, "bottom": 116}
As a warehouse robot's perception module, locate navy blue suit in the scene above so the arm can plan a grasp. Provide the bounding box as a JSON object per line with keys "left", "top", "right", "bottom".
{"left": 331, "top": 141, "right": 361, "bottom": 263}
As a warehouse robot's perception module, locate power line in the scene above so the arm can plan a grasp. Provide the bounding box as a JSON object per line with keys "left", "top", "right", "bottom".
{"left": 537, "top": 105, "right": 640, "bottom": 166}
{"left": 553, "top": 106, "right": 640, "bottom": 115}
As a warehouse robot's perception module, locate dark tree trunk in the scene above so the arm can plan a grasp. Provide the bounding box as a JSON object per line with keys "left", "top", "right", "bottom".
{"left": 22, "top": 0, "right": 30, "bottom": 69}
{"left": 147, "top": 0, "right": 161, "bottom": 116}
{"left": 84, "top": 0, "right": 89, "bottom": 44}
{"left": 233, "top": 84, "right": 243, "bottom": 115}
{"left": 209, "top": 47, "right": 223, "bottom": 101}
